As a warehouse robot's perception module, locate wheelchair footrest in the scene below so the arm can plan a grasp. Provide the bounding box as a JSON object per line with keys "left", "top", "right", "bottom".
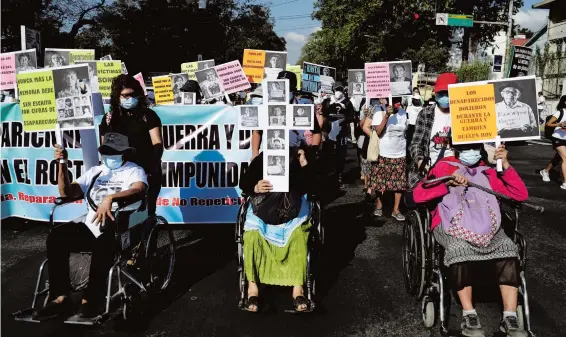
{"left": 12, "top": 308, "right": 42, "bottom": 323}
{"left": 64, "top": 314, "right": 104, "bottom": 325}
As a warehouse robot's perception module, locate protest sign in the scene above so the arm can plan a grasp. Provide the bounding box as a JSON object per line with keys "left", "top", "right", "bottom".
{"left": 448, "top": 83, "right": 497, "bottom": 144}
{"left": 302, "top": 62, "right": 336, "bottom": 94}
{"left": 447, "top": 75, "right": 539, "bottom": 143}
{"left": 100, "top": 55, "right": 112, "bottom": 61}
{"left": 243, "top": 49, "right": 287, "bottom": 83}
{"left": 76, "top": 60, "right": 121, "bottom": 99}
{"left": 286, "top": 64, "right": 302, "bottom": 90}
{"left": 214, "top": 60, "right": 251, "bottom": 94}
{"left": 348, "top": 69, "right": 365, "bottom": 96}
{"left": 181, "top": 59, "right": 215, "bottom": 80}
{"left": 507, "top": 46, "right": 532, "bottom": 78}
{"left": 365, "top": 60, "right": 412, "bottom": 98}
{"left": 1, "top": 49, "right": 38, "bottom": 90}
{"left": 20, "top": 26, "right": 42, "bottom": 66}
{"left": 195, "top": 68, "right": 224, "bottom": 100}
{"left": 44, "top": 49, "right": 95, "bottom": 68}
{"left": 1, "top": 103, "right": 251, "bottom": 224}
{"left": 152, "top": 75, "right": 174, "bottom": 105}
{"left": 121, "top": 62, "right": 128, "bottom": 74}
{"left": 133, "top": 72, "right": 148, "bottom": 94}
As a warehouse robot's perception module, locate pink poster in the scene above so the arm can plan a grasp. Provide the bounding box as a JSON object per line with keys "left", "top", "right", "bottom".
{"left": 0, "top": 54, "right": 16, "bottom": 90}
{"left": 215, "top": 60, "right": 251, "bottom": 95}
{"left": 365, "top": 62, "right": 390, "bottom": 98}
{"left": 133, "top": 72, "right": 147, "bottom": 94}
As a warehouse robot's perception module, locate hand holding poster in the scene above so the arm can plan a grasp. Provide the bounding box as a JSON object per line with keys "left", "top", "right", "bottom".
{"left": 181, "top": 59, "right": 215, "bottom": 80}
{"left": 1, "top": 49, "right": 38, "bottom": 90}
{"left": 365, "top": 60, "right": 412, "bottom": 98}
{"left": 17, "top": 64, "right": 94, "bottom": 131}
{"left": 243, "top": 49, "right": 287, "bottom": 83}
{"left": 44, "top": 49, "right": 95, "bottom": 68}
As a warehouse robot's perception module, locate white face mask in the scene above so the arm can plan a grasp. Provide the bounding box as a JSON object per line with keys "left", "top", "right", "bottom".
{"left": 334, "top": 91, "right": 344, "bottom": 100}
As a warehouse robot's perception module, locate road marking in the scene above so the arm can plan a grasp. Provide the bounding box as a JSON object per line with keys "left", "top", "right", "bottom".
{"left": 527, "top": 140, "right": 552, "bottom": 146}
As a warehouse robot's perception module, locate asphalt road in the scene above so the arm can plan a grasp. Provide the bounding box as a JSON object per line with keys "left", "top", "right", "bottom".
{"left": 2, "top": 141, "right": 566, "bottom": 337}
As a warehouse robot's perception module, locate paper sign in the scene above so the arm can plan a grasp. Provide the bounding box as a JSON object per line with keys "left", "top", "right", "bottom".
{"left": 286, "top": 65, "right": 302, "bottom": 90}
{"left": 133, "top": 72, "right": 147, "bottom": 94}
{"left": 449, "top": 84, "right": 497, "bottom": 144}
{"left": 17, "top": 65, "right": 94, "bottom": 131}
{"left": 75, "top": 61, "right": 121, "bottom": 99}
{"left": 1, "top": 49, "right": 38, "bottom": 90}
{"left": 181, "top": 59, "right": 215, "bottom": 80}
{"left": 348, "top": 69, "right": 365, "bottom": 96}
{"left": 365, "top": 60, "right": 412, "bottom": 98}
{"left": 302, "top": 62, "right": 336, "bottom": 94}
{"left": 44, "top": 49, "right": 95, "bottom": 68}
{"left": 152, "top": 75, "right": 174, "bottom": 105}
{"left": 243, "top": 49, "right": 287, "bottom": 83}
{"left": 215, "top": 60, "right": 251, "bottom": 94}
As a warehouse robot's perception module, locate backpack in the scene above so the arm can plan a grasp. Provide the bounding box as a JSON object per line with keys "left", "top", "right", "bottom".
{"left": 545, "top": 110, "right": 564, "bottom": 139}
{"left": 437, "top": 162, "right": 501, "bottom": 247}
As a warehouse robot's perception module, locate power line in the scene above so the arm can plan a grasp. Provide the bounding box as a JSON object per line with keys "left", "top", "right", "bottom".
{"left": 275, "top": 25, "right": 320, "bottom": 32}
{"left": 273, "top": 14, "right": 312, "bottom": 20}
{"left": 269, "top": 0, "right": 299, "bottom": 8}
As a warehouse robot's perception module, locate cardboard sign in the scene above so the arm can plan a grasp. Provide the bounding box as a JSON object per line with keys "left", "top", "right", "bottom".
{"left": 152, "top": 75, "right": 174, "bottom": 105}
{"left": 301, "top": 62, "right": 336, "bottom": 94}
{"left": 44, "top": 49, "right": 95, "bottom": 68}
{"left": 1, "top": 49, "right": 38, "bottom": 90}
{"left": 243, "top": 49, "right": 287, "bottom": 83}
{"left": 348, "top": 69, "right": 365, "bottom": 96}
{"left": 214, "top": 60, "right": 251, "bottom": 94}
{"left": 365, "top": 61, "right": 412, "bottom": 98}
{"left": 448, "top": 84, "right": 497, "bottom": 144}
{"left": 508, "top": 46, "right": 532, "bottom": 78}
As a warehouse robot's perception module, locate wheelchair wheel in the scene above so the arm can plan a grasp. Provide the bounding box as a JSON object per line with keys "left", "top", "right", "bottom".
{"left": 145, "top": 216, "right": 175, "bottom": 292}
{"left": 422, "top": 295, "right": 436, "bottom": 328}
{"left": 402, "top": 211, "right": 426, "bottom": 298}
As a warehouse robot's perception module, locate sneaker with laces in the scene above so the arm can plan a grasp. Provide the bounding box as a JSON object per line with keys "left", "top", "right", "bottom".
{"left": 500, "top": 316, "right": 528, "bottom": 337}
{"left": 539, "top": 169, "right": 550, "bottom": 182}
{"left": 373, "top": 208, "right": 383, "bottom": 217}
{"left": 391, "top": 212, "right": 405, "bottom": 221}
{"left": 461, "top": 314, "right": 485, "bottom": 337}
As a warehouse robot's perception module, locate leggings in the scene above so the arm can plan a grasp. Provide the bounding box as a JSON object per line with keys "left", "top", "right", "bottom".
{"left": 449, "top": 258, "right": 520, "bottom": 291}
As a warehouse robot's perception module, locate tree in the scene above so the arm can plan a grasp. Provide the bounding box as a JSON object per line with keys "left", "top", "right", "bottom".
{"left": 456, "top": 60, "right": 492, "bottom": 82}
{"left": 515, "top": 26, "right": 534, "bottom": 39}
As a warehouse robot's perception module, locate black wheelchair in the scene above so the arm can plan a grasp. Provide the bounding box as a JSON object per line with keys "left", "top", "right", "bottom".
{"left": 402, "top": 175, "right": 543, "bottom": 336}
{"left": 235, "top": 194, "right": 323, "bottom": 312}
{"left": 12, "top": 193, "right": 176, "bottom": 325}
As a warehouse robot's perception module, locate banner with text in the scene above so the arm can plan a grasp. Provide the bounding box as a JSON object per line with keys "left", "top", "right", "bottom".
{"left": 1, "top": 103, "right": 252, "bottom": 224}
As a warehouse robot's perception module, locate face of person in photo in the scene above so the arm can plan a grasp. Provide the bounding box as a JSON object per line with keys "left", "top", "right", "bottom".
{"left": 501, "top": 87, "right": 520, "bottom": 106}
{"left": 19, "top": 55, "right": 30, "bottom": 67}
{"left": 94, "top": 189, "right": 106, "bottom": 203}
{"left": 206, "top": 71, "right": 216, "bottom": 82}
{"left": 75, "top": 107, "right": 81, "bottom": 113}
{"left": 323, "top": 68, "right": 330, "bottom": 76}
{"left": 83, "top": 107, "right": 91, "bottom": 115}
{"left": 273, "top": 139, "right": 282, "bottom": 149}
{"left": 270, "top": 56, "right": 279, "bottom": 68}
{"left": 275, "top": 157, "right": 282, "bottom": 165}
{"left": 413, "top": 87, "right": 420, "bottom": 95}
{"left": 65, "top": 98, "right": 72, "bottom": 107}
{"left": 51, "top": 53, "right": 63, "bottom": 67}
{"left": 355, "top": 72, "right": 363, "bottom": 82}
{"left": 59, "top": 111, "right": 65, "bottom": 118}
{"left": 355, "top": 84, "right": 361, "bottom": 90}
{"left": 393, "top": 65, "right": 405, "bottom": 80}
{"left": 64, "top": 71, "right": 78, "bottom": 89}
{"left": 296, "top": 108, "right": 305, "bottom": 116}
{"left": 274, "top": 107, "right": 282, "bottom": 116}
{"left": 88, "top": 64, "right": 95, "bottom": 79}
{"left": 74, "top": 97, "right": 80, "bottom": 105}
{"left": 273, "top": 130, "right": 281, "bottom": 138}
{"left": 175, "top": 76, "right": 184, "bottom": 87}
{"left": 244, "top": 108, "right": 251, "bottom": 116}
{"left": 82, "top": 96, "right": 88, "bottom": 104}
{"left": 203, "top": 63, "right": 210, "bottom": 70}
{"left": 271, "top": 82, "right": 280, "bottom": 91}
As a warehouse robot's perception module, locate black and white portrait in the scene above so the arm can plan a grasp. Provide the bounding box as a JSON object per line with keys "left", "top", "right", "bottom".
{"left": 389, "top": 61, "right": 412, "bottom": 96}
{"left": 265, "top": 79, "right": 288, "bottom": 103}
{"left": 121, "top": 62, "right": 128, "bottom": 75}
{"left": 0, "top": 90, "right": 16, "bottom": 103}
{"left": 172, "top": 73, "right": 189, "bottom": 104}
{"left": 490, "top": 77, "right": 539, "bottom": 140}
{"left": 320, "top": 66, "right": 336, "bottom": 94}
{"left": 182, "top": 92, "right": 196, "bottom": 105}
{"left": 239, "top": 106, "right": 259, "bottom": 129}
{"left": 264, "top": 51, "right": 286, "bottom": 80}
{"left": 198, "top": 60, "right": 215, "bottom": 70}
{"left": 81, "top": 95, "right": 90, "bottom": 106}
{"left": 293, "top": 105, "right": 313, "bottom": 129}
{"left": 16, "top": 51, "right": 37, "bottom": 72}
{"left": 195, "top": 68, "right": 223, "bottom": 100}
{"left": 352, "top": 83, "right": 364, "bottom": 95}
{"left": 52, "top": 66, "right": 91, "bottom": 99}
{"left": 348, "top": 69, "right": 365, "bottom": 96}
{"left": 266, "top": 155, "right": 286, "bottom": 176}
{"left": 76, "top": 61, "right": 99, "bottom": 92}
{"left": 45, "top": 50, "right": 69, "bottom": 68}
{"left": 268, "top": 105, "right": 286, "bottom": 127}
{"left": 266, "top": 129, "right": 286, "bottom": 150}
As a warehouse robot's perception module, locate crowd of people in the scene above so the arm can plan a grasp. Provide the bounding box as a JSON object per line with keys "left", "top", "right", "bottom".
{"left": 26, "top": 68, "right": 565, "bottom": 337}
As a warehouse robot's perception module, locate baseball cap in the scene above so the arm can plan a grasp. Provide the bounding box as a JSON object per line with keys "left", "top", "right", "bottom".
{"left": 98, "top": 133, "right": 135, "bottom": 154}
{"left": 434, "top": 73, "right": 458, "bottom": 93}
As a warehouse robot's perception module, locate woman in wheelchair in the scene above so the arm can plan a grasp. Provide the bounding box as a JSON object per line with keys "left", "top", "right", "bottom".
{"left": 32, "top": 133, "right": 147, "bottom": 320}
{"left": 239, "top": 143, "right": 316, "bottom": 313}
{"left": 413, "top": 143, "right": 529, "bottom": 337}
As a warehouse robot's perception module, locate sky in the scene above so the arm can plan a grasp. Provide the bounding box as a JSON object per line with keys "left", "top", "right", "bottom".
{"left": 260, "top": 0, "right": 550, "bottom": 65}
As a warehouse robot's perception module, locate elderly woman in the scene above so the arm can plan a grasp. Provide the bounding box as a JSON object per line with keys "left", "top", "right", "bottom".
{"left": 239, "top": 142, "right": 316, "bottom": 313}
{"left": 413, "top": 143, "right": 529, "bottom": 337}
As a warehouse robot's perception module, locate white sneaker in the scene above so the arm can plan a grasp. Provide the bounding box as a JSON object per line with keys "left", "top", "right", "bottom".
{"left": 561, "top": 183, "right": 566, "bottom": 190}
{"left": 539, "top": 170, "right": 550, "bottom": 182}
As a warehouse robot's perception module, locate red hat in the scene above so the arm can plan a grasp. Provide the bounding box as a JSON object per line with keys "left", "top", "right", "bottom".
{"left": 434, "top": 73, "right": 458, "bottom": 93}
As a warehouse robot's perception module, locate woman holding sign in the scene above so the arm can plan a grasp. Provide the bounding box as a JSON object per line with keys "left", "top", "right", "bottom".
{"left": 100, "top": 74, "right": 163, "bottom": 217}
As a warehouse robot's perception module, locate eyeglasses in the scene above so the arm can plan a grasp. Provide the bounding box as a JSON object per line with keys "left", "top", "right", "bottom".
{"left": 120, "top": 92, "right": 138, "bottom": 99}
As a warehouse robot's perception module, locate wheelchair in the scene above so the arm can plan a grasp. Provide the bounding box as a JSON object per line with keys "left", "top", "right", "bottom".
{"left": 402, "top": 175, "right": 543, "bottom": 336}
{"left": 12, "top": 193, "right": 176, "bottom": 325}
{"left": 235, "top": 194, "right": 324, "bottom": 312}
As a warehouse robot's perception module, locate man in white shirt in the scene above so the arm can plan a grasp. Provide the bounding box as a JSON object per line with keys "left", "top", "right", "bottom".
{"left": 496, "top": 85, "right": 537, "bottom": 139}
{"left": 33, "top": 133, "right": 147, "bottom": 320}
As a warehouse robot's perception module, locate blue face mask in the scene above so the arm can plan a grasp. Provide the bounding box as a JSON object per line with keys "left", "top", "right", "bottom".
{"left": 436, "top": 93, "right": 450, "bottom": 108}
{"left": 120, "top": 97, "right": 139, "bottom": 110}
{"left": 459, "top": 149, "right": 482, "bottom": 166}
{"left": 102, "top": 155, "right": 124, "bottom": 170}
{"left": 249, "top": 97, "right": 263, "bottom": 105}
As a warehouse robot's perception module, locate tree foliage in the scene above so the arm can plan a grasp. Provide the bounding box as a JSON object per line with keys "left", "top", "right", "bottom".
{"left": 1, "top": 0, "right": 285, "bottom": 74}
{"left": 299, "top": 0, "right": 523, "bottom": 80}
{"left": 455, "top": 60, "right": 492, "bottom": 82}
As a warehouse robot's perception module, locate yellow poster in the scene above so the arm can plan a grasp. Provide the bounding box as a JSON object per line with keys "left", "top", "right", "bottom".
{"left": 243, "top": 49, "right": 265, "bottom": 83}
{"left": 152, "top": 75, "right": 174, "bottom": 105}
{"left": 286, "top": 64, "right": 302, "bottom": 90}
{"left": 69, "top": 50, "right": 95, "bottom": 64}
{"left": 97, "top": 61, "right": 122, "bottom": 98}
{"left": 181, "top": 62, "right": 198, "bottom": 80}
{"left": 449, "top": 83, "right": 497, "bottom": 144}
{"left": 17, "top": 69, "right": 58, "bottom": 131}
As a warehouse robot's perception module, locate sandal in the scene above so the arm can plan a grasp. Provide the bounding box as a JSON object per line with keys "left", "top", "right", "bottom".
{"left": 292, "top": 296, "right": 309, "bottom": 312}
{"left": 242, "top": 296, "right": 259, "bottom": 312}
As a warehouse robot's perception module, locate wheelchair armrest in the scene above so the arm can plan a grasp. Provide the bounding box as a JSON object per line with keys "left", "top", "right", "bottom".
{"left": 54, "top": 196, "right": 83, "bottom": 206}
{"left": 112, "top": 192, "right": 146, "bottom": 210}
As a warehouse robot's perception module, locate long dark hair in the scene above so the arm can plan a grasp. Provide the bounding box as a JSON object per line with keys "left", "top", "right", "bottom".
{"left": 107, "top": 74, "right": 148, "bottom": 127}
{"left": 557, "top": 95, "right": 566, "bottom": 111}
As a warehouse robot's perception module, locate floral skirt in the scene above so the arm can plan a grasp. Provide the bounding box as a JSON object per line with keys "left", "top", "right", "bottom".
{"left": 369, "top": 156, "right": 407, "bottom": 193}
{"left": 360, "top": 158, "right": 371, "bottom": 178}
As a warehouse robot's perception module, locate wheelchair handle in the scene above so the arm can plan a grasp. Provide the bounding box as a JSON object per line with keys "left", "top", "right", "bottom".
{"left": 419, "top": 176, "right": 545, "bottom": 214}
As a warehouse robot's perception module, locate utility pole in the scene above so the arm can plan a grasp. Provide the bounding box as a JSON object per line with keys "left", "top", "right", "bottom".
{"left": 504, "top": 0, "right": 514, "bottom": 76}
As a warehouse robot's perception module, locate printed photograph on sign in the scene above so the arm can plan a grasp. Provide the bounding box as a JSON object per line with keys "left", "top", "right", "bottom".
{"left": 182, "top": 92, "right": 196, "bottom": 105}
{"left": 121, "top": 62, "right": 128, "bottom": 74}
{"left": 172, "top": 73, "right": 189, "bottom": 104}
{"left": 76, "top": 61, "right": 99, "bottom": 93}
{"left": 238, "top": 106, "right": 260, "bottom": 129}
{"left": 16, "top": 51, "right": 37, "bottom": 72}
{"left": 489, "top": 76, "right": 539, "bottom": 141}
{"left": 52, "top": 66, "right": 94, "bottom": 130}
{"left": 264, "top": 79, "right": 289, "bottom": 104}
{"left": 352, "top": 82, "right": 364, "bottom": 95}
{"left": 45, "top": 50, "right": 69, "bottom": 67}
{"left": 195, "top": 68, "right": 223, "bottom": 100}
{"left": 264, "top": 51, "right": 287, "bottom": 80}
{"left": 100, "top": 55, "right": 112, "bottom": 61}
{"left": 266, "top": 129, "right": 286, "bottom": 150}
{"left": 199, "top": 60, "right": 215, "bottom": 70}
{"left": 320, "top": 66, "right": 336, "bottom": 94}
{"left": 1, "top": 49, "right": 38, "bottom": 92}
{"left": 291, "top": 104, "right": 314, "bottom": 130}
{"left": 389, "top": 61, "right": 412, "bottom": 96}
{"left": 268, "top": 105, "right": 287, "bottom": 127}
{"left": 266, "top": 155, "right": 286, "bottom": 176}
